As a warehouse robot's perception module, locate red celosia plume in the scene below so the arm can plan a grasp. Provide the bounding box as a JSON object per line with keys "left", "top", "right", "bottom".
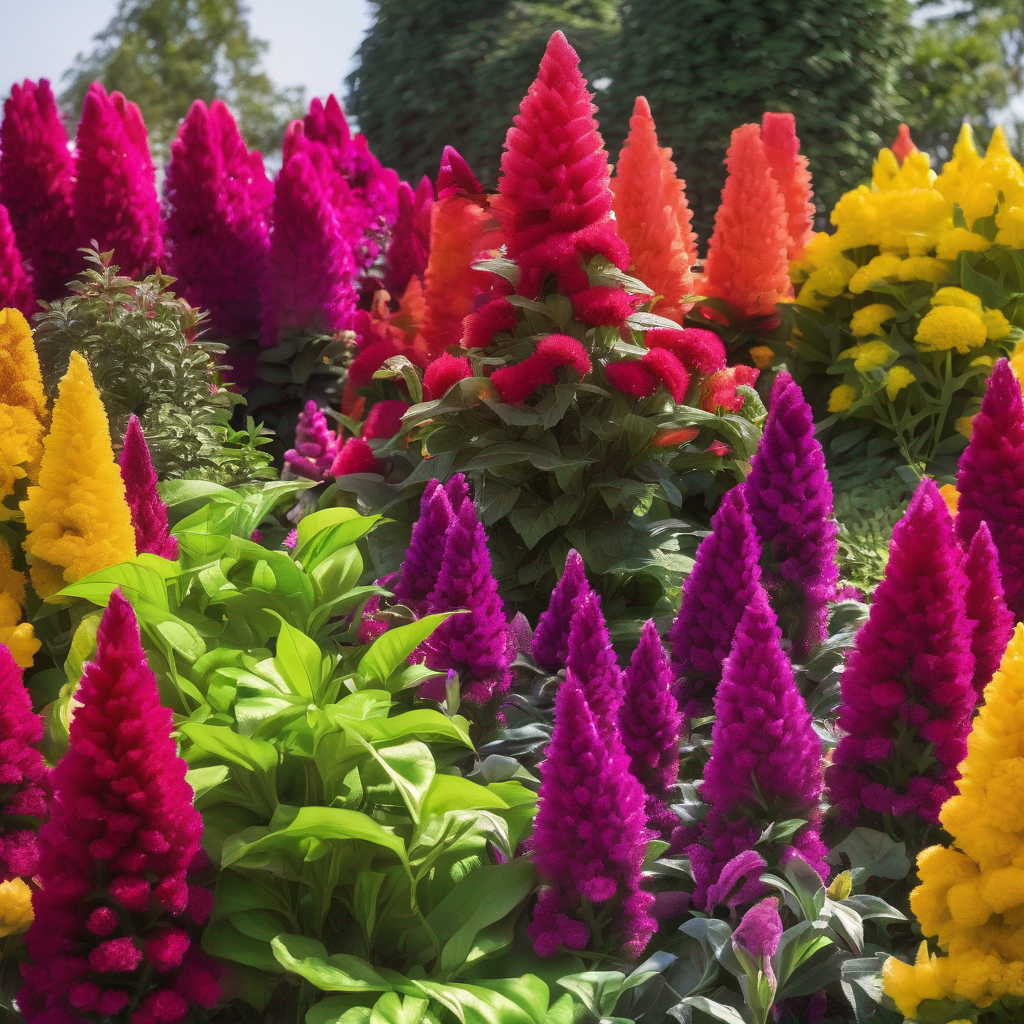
{"left": 424, "top": 353, "right": 472, "bottom": 400}
{"left": 490, "top": 334, "right": 591, "bottom": 404}
{"left": 891, "top": 123, "right": 918, "bottom": 166}
{"left": 760, "top": 112, "right": 815, "bottom": 262}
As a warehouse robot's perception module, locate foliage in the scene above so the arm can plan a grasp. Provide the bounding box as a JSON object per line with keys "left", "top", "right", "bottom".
{"left": 832, "top": 476, "right": 913, "bottom": 595}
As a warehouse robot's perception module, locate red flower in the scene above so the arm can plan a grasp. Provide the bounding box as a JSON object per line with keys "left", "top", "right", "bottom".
{"left": 462, "top": 296, "right": 517, "bottom": 348}
{"left": 490, "top": 334, "right": 591, "bottom": 404}
{"left": 605, "top": 349, "right": 690, "bottom": 402}
{"left": 361, "top": 400, "right": 409, "bottom": 440}
{"left": 330, "top": 438, "right": 385, "bottom": 477}
{"left": 700, "top": 365, "right": 760, "bottom": 413}
{"left": 424, "top": 353, "right": 472, "bottom": 400}
{"left": 437, "top": 145, "right": 483, "bottom": 201}
{"left": 571, "top": 286, "right": 639, "bottom": 327}
{"left": 646, "top": 327, "right": 726, "bottom": 374}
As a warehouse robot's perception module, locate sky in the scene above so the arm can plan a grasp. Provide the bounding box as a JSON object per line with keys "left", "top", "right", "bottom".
{"left": 0, "top": 0, "right": 373, "bottom": 104}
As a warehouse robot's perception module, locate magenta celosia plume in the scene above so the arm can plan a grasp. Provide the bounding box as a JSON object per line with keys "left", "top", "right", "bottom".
{"left": 733, "top": 897, "right": 784, "bottom": 965}
{"left": 0, "top": 645, "right": 50, "bottom": 881}
{"left": 828, "top": 479, "right": 975, "bottom": 828}
{"left": 528, "top": 671, "right": 655, "bottom": 960}
{"left": 445, "top": 472, "right": 471, "bottom": 514}
{"left": 330, "top": 437, "right": 384, "bottom": 477}
{"left": 283, "top": 400, "right": 339, "bottom": 482}
{"left": 686, "top": 582, "right": 826, "bottom": 912}
{"left": 566, "top": 590, "right": 622, "bottom": 743}
{"left": 437, "top": 145, "right": 483, "bottom": 200}
{"left": 495, "top": 31, "right": 630, "bottom": 298}
{"left": 392, "top": 480, "right": 455, "bottom": 615}
{"left": 73, "top": 83, "right": 163, "bottom": 278}
{"left": 743, "top": 373, "right": 838, "bottom": 661}
{"left": 955, "top": 358, "right": 1024, "bottom": 621}
{"left": 0, "top": 202, "right": 35, "bottom": 317}
{"left": 423, "top": 353, "right": 472, "bottom": 401}
{"left": 962, "top": 521, "right": 1013, "bottom": 700}
{"left": 532, "top": 549, "right": 592, "bottom": 673}
{"left": 119, "top": 416, "right": 178, "bottom": 560}
{"left": 360, "top": 400, "right": 409, "bottom": 441}
{"left": 20, "top": 591, "right": 219, "bottom": 1024}
{"left": 0, "top": 79, "right": 76, "bottom": 299}
{"left": 669, "top": 488, "right": 762, "bottom": 718}
{"left": 164, "top": 98, "right": 272, "bottom": 340}
{"left": 384, "top": 176, "right": 433, "bottom": 297}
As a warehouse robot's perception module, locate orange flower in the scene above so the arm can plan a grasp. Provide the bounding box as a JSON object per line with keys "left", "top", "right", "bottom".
{"left": 652, "top": 427, "right": 699, "bottom": 446}
{"left": 760, "top": 112, "right": 815, "bottom": 262}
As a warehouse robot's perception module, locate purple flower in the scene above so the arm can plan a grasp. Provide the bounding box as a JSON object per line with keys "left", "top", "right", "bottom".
{"left": 956, "top": 358, "right": 1024, "bottom": 621}
{"left": 566, "top": 591, "right": 622, "bottom": 744}
{"left": 119, "top": 416, "right": 178, "bottom": 560}
{"left": 392, "top": 480, "right": 454, "bottom": 615}
{"left": 0, "top": 202, "right": 35, "bottom": 317}
{"left": 743, "top": 373, "right": 838, "bottom": 660}
{"left": 733, "top": 896, "right": 783, "bottom": 963}
{"left": 509, "top": 612, "right": 534, "bottom": 657}
{"left": 528, "top": 672, "right": 655, "bottom": 959}
{"left": 283, "top": 528, "right": 298, "bottom": 550}
{"left": 384, "top": 176, "right": 433, "bottom": 297}
{"left": 533, "top": 549, "right": 592, "bottom": 673}
{"left": 963, "top": 521, "right": 1013, "bottom": 700}
{"left": 669, "top": 488, "right": 761, "bottom": 719}
{"left": 444, "top": 472, "right": 471, "bottom": 514}
{"left": 828, "top": 478, "right": 975, "bottom": 829}
{"left": 283, "top": 400, "right": 340, "bottom": 482}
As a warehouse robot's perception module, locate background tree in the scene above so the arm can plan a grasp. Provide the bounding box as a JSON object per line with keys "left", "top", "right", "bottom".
{"left": 60, "top": 0, "right": 304, "bottom": 161}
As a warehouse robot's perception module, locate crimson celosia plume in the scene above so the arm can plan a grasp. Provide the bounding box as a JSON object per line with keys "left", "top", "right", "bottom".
{"left": 962, "top": 521, "right": 1013, "bottom": 700}
{"left": 700, "top": 364, "right": 760, "bottom": 413}
{"left": 119, "top": 416, "right": 178, "bottom": 560}
{"left": 605, "top": 348, "right": 690, "bottom": 403}
{"left": 423, "top": 353, "right": 472, "bottom": 400}
{"left": 0, "top": 202, "right": 35, "bottom": 317}
{"left": 760, "top": 112, "right": 815, "bottom": 262}
{"left": 437, "top": 145, "right": 483, "bottom": 200}
{"left": 330, "top": 437, "right": 384, "bottom": 477}
{"left": 360, "top": 400, "right": 409, "bottom": 441}
{"left": 490, "top": 334, "right": 591, "bottom": 404}
{"left": 645, "top": 327, "right": 726, "bottom": 375}
{"left": 891, "top": 123, "right": 918, "bottom": 166}
{"left": 462, "top": 296, "right": 517, "bottom": 349}
{"left": 383, "top": 176, "right": 433, "bottom": 296}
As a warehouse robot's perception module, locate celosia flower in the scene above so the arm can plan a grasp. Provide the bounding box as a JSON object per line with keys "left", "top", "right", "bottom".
{"left": 0, "top": 203, "right": 35, "bottom": 317}
{"left": 898, "top": 256, "right": 951, "bottom": 284}
{"left": 423, "top": 353, "right": 472, "bottom": 400}
{"left": 0, "top": 79, "right": 76, "bottom": 300}
{"left": 891, "top": 123, "right": 918, "bottom": 165}
{"left": 384, "top": 176, "right": 433, "bottom": 297}
{"left": 700, "top": 123, "right": 792, "bottom": 318}
{"left": 619, "top": 619, "right": 681, "bottom": 836}
{"left": 528, "top": 671, "right": 655, "bottom": 959}
{"left": 490, "top": 334, "right": 591, "bottom": 405}
{"left": 436, "top": 145, "right": 483, "bottom": 200}
{"left": 699, "top": 365, "right": 759, "bottom": 413}
{"left": 165, "top": 99, "right": 272, "bottom": 339}
{"left": 760, "top": 112, "right": 815, "bottom": 262}
{"left": 670, "top": 488, "right": 761, "bottom": 718}
{"left": 840, "top": 339, "right": 896, "bottom": 372}
{"left": 605, "top": 349, "right": 689, "bottom": 403}
{"left": 0, "top": 402, "right": 42, "bottom": 516}
{"left": 119, "top": 416, "right": 178, "bottom": 560}
{"left": 955, "top": 359, "right": 1024, "bottom": 618}
{"left": 962, "top": 522, "right": 1013, "bottom": 701}
{"left": 0, "top": 307, "right": 46, "bottom": 422}
{"left": 392, "top": 481, "right": 454, "bottom": 615}
{"left": 611, "top": 96, "right": 697, "bottom": 321}
{"left": 687, "top": 583, "right": 827, "bottom": 912}
{"left": 828, "top": 479, "right": 975, "bottom": 828}
{"left": 462, "top": 296, "right": 517, "bottom": 349}
{"left": 850, "top": 303, "right": 897, "bottom": 338}
{"left": 22, "top": 352, "right": 136, "bottom": 600}
{"left": 829, "top": 384, "right": 856, "bottom": 412}
{"left": 283, "top": 400, "right": 339, "bottom": 482}
{"left": 567, "top": 590, "right": 623, "bottom": 743}
{"left": 0, "top": 877, "right": 32, "bottom": 937}
{"left": 510, "top": 612, "right": 533, "bottom": 656}
{"left": 445, "top": 473, "right": 471, "bottom": 513}
{"left": 570, "top": 286, "right": 639, "bottom": 327}
{"left": 0, "top": 537, "right": 40, "bottom": 668}
{"left": 733, "top": 896, "right": 783, "bottom": 967}
{"left": 885, "top": 365, "right": 916, "bottom": 400}
{"left": 532, "top": 549, "right": 591, "bottom": 673}
{"left": 361, "top": 400, "right": 409, "bottom": 441}
{"left": 19, "top": 591, "right": 219, "bottom": 1024}
{"left": 330, "top": 438, "right": 384, "bottom": 478}
{"left": 646, "top": 327, "right": 726, "bottom": 375}
{"left": 73, "top": 83, "right": 163, "bottom": 278}
{"left": 847, "top": 253, "right": 903, "bottom": 295}
{"left": 495, "top": 31, "right": 630, "bottom": 298}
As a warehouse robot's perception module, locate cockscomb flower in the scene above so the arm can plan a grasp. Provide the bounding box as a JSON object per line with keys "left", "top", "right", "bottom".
{"left": 19, "top": 592, "right": 220, "bottom": 1024}
{"left": 0, "top": 305, "right": 46, "bottom": 425}
{"left": 421, "top": 500, "right": 512, "bottom": 711}
{"left": 495, "top": 31, "right": 630, "bottom": 298}
{"left": 687, "top": 583, "right": 827, "bottom": 912}
{"left": 423, "top": 353, "right": 472, "bottom": 400}
{"left": 0, "top": 204, "right": 35, "bottom": 317}
{"left": 891, "top": 124, "right": 918, "bottom": 166}
{"left": 73, "top": 83, "right": 163, "bottom": 278}
{"left": 165, "top": 98, "right": 272, "bottom": 339}
{"left": 392, "top": 481, "right": 455, "bottom": 615}
{"left": 360, "top": 400, "right": 409, "bottom": 441}
{"left": 566, "top": 590, "right": 622, "bottom": 744}
{"left": 760, "top": 112, "right": 815, "bottom": 263}
{"left": 437, "top": 145, "right": 483, "bottom": 200}
{"left": 743, "top": 373, "right": 838, "bottom": 660}
{"left": 963, "top": 521, "right": 1013, "bottom": 701}
{"left": 669, "top": 488, "right": 762, "bottom": 718}
{"left": 605, "top": 348, "right": 690, "bottom": 403}
{"left": 828, "top": 479, "right": 976, "bottom": 829}
{"left": 529, "top": 671, "right": 655, "bottom": 959}
{"left": 490, "top": 334, "right": 591, "bottom": 405}
{"left": 0, "top": 644, "right": 49, "bottom": 880}
{"left": 463, "top": 296, "right": 518, "bottom": 349}
{"left": 611, "top": 96, "right": 697, "bottom": 321}
{"left": 570, "top": 286, "right": 640, "bottom": 327}
{"left": 733, "top": 897, "right": 783, "bottom": 968}
{"left": 0, "top": 537, "right": 40, "bottom": 668}
{"left": 22, "top": 352, "right": 136, "bottom": 600}
{"left": 119, "top": 416, "right": 178, "bottom": 560}
{"left": 619, "top": 620, "right": 681, "bottom": 836}
{"left": 283, "top": 400, "right": 339, "bottom": 482}
{"left": 384, "top": 176, "right": 433, "bottom": 297}
{"left": 0, "top": 79, "right": 76, "bottom": 300}
{"left": 533, "top": 549, "right": 592, "bottom": 673}
{"left": 955, "top": 358, "right": 1024, "bottom": 620}
{"left": 700, "top": 123, "right": 792, "bottom": 318}
{"left": 330, "top": 437, "right": 385, "bottom": 478}
{"left": 445, "top": 472, "right": 471, "bottom": 514}
{"left": 700, "top": 365, "right": 760, "bottom": 413}
{"left": 645, "top": 327, "right": 726, "bottom": 375}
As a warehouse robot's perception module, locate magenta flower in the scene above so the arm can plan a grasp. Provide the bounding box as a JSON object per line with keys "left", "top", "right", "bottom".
{"left": 392, "top": 480, "right": 455, "bottom": 615}
{"left": 0, "top": 202, "right": 35, "bottom": 317}
{"left": 283, "top": 400, "right": 339, "bottom": 482}
{"left": 566, "top": 591, "right": 622, "bottom": 744}
{"left": 118, "top": 416, "right": 178, "bottom": 560}
{"left": 444, "top": 472, "right": 471, "bottom": 514}
{"left": 733, "top": 897, "right": 783, "bottom": 969}
{"left": 963, "top": 521, "right": 1013, "bottom": 700}
{"left": 384, "top": 175, "right": 433, "bottom": 297}
{"left": 437, "top": 145, "right": 483, "bottom": 200}
{"left": 532, "top": 549, "right": 592, "bottom": 673}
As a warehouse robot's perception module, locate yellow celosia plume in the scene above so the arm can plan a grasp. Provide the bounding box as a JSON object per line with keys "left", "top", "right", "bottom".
{"left": 0, "top": 877, "right": 33, "bottom": 937}
{"left": 22, "top": 351, "right": 136, "bottom": 600}
{"left": 0, "top": 535, "right": 39, "bottom": 668}
{"left": 0, "top": 308, "right": 46, "bottom": 423}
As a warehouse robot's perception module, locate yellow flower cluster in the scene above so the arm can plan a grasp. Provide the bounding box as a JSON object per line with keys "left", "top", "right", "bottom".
{"left": 0, "top": 877, "right": 33, "bottom": 937}
{"left": 884, "top": 625, "right": 1024, "bottom": 1017}
{"left": 0, "top": 310, "right": 46, "bottom": 517}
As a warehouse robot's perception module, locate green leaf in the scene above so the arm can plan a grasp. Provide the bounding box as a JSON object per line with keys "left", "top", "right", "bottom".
{"left": 56, "top": 559, "right": 171, "bottom": 610}
{"left": 680, "top": 996, "right": 748, "bottom": 1024}
{"left": 369, "top": 993, "right": 429, "bottom": 1024}
{"left": 180, "top": 723, "right": 278, "bottom": 774}
{"left": 419, "top": 776, "right": 509, "bottom": 819}
{"left": 272, "top": 935, "right": 394, "bottom": 993}
{"left": 274, "top": 619, "right": 324, "bottom": 700}
{"left": 297, "top": 508, "right": 383, "bottom": 570}
{"left": 358, "top": 613, "right": 462, "bottom": 685}
{"left": 831, "top": 828, "right": 911, "bottom": 882}
{"left": 185, "top": 765, "right": 231, "bottom": 801}
{"left": 203, "top": 919, "right": 285, "bottom": 973}
{"left": 556, "top": 973, "right": 625, "bottom": 1020}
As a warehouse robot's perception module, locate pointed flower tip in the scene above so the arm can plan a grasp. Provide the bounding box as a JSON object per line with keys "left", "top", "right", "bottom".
{"left": 631, "top": 95, "right": 652, "bottom": 120}
{"left": 437, "top": 145, "right": 482, "bottom": 199}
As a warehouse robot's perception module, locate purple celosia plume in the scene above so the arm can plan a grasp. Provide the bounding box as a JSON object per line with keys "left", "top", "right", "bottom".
{"left": 164, "top": 98, "right": 272, "bottom": 342}
{"left": 119, "top": 416, "right": 178, "bottom": 560}
{"left": 383, "top": 176, "right": 433, "bottom": 297}
{"left": 283, "top": 400, "right": 339, "bottom": 482}
{"left": 0, "top": 79, "right": 76, "bottom": 300}
{"left": 619, "top": 620, "right": 681, "bottom": 837}
{"left": 828, "top": 478, "right": 975, "bottom": 829}
{"left": 0, "top": 645, "right": 50, "bottom": 881}
{"left": 955, "top": 357, "right": 1024, "bottom": 621}
{"left": 566, "top": 590, "right": 623, "bottom": 744}
{"left": 0, "top": 202, "right": 35, "bottom": 317}
{"left": 733, "top": 897, "right": 783, "bottom": 970}
{"left": 528, "top": 671, "right": 656, "bottom": 959}
{"left": 963, "top": 521, "right": 1013, "bottom": 700}
{"left": 686, "top": 582, "right": 826, "bottom": 913}
{"left": 392, "top": 480, "right": 454, "bottom": 615}
{"left": 72, "top": 83, "right": 163, "bottom": 278}
{"left": 445, "top": 472, "right": 471, "bottom": 514}
{"left": 532, "top": 549, "right": 592, "bottom": 673}
{"left": 743, "top": 373, "right": 838, "bottom": 660}
{"left": 510, "top": 612, "right": 534, "bottom": 657}
{"left": 669, "top": 488, "right": 761, "bottom": 719}
{"left": 19, "top": 591, "right": 219, "bottom": 1024}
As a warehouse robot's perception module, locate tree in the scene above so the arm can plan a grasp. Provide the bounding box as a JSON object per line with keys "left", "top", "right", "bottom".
{"left": 60, "top": 0, "right": 304, "bottom": 160}
{"left": 608, "top": 0, "right": 909, "bottom": 243}
{"left": 346, "top": 1, "right": 620, "bottom": 186}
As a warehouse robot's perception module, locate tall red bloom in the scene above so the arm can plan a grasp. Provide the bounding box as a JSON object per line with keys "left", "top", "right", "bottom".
{"left": 0, "top": 203, "right": 35, "bottom": 317}
{"left": 891, "top": 124, "right": 918, "bottom": 166}
{"left": 384, "top": 176, "right": 433, "bottom": 297}
{"left": 119, "top": 416, "right": 178, "bottom": 560}
{"left": 760, "top": 112, "right": 815, "bottom": 263}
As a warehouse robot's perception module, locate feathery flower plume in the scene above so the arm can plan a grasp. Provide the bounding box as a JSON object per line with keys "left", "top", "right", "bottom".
{"left": 700, "top": 123, "right": 792, "bottom": 318}
{"left": 0, "top": 204, "right": 35, "bottom": 317}
{"left": 605, "top": 348, "right": 689, "bottom": 403}
{"left": 165, "top": 98, "right": 272, "bottom": 339}
{"left": 490, "top": 334, "right": 591, "bottom": 405}
{"left": 283, "top": 400, "right": 339, "bottom": 482}
{"left": 495, "top": 31, "right": 630, "bottom": 298}
{"left": 619, "top": 620, "right": 682, "bottom": 836}
{"left": 73, "top": 83, "right": 163, "bottom": 278}
{"left": 22, "top": 352, "right": 136, "bottom": 599}
{"left": 963, "top": 521, "right": 1013, "bottom": 701}
{"left": 828, "top": 479, "right": 976, "bottom": 829}
{"left": 645, "top": 327, "right": 726, "bottom": 374}
{"left": 0, "top": 79, "right": 76, "bottom": 300}
{"left": 611, "top": 96, "right": 697, "bottom": 321}
{"left": 437, "top": 145, "right": 483, "bottom": 200}
{"left": 891, "top": 124, "right": 918, "bottom": 166}
{"left": 760, "top": 112, "right": 815, "bottom": 262}
{"left": 700, "top": 365, "right": 760, "bottom": 413}
{"left": 0, "top": 537, "right": 40, "bottom": 668}
{"left": 392, "top": 481, "right": 454, "bottom": 615}
{"left": 462, "top": 296, "right": 518, "bottom": 349}
{"left": 119, "top": 416, "right": 178, "bottom": 560}
{"left": 360, "top": 400, "right": 409, "bottom": 441}
{"left": 19, "top": 591, "right": 218, "bottom": 1024}
{"left": 533, "top": 549, "right": 591, "bottom": 673}
{"left": 423, "top": 353, "right": 472, "bottom": 400}
{"left": 445, "top": 472, "right": 471, "bottom": 514}
{"left": 669, "top": 488, "right": 762, "bottom": 718}
{"left": 528, "top": 672, "right": 656, "bottom": 959}
{"left": 687, "top": 584, "right": 827, "bottom": 912}
{"left": 955, "top": 358, "right": 1024, "bottom": 620}
{"left": 743, "top": 373, "right": 838, "bottom": 660}
{"left": 570, "top": 286, "right": 640, "bottom": 327}
{"left": 330, "top": 438, "right": 384, "bottom": 478}
{"left": 384, "top": 176, "right": 433, "bottom": 296}
{"left": 566, "top": 590, "right": 622, "bottom": 743}
{"left": 733, "top": 897, "right": 783, "bottom": 966}
{"left": 0, "top": 306, "right": 46, "bottom": 421}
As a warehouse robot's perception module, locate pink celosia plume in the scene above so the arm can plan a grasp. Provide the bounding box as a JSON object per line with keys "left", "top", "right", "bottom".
{"left": 119, "top": 416, "right": 178, "bottom": 560}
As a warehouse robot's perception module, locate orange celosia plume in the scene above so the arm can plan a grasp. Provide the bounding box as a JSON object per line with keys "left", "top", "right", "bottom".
{"left": 760, "top": 112, "right": 815, "bottom": 263}
{"left": 611, "top": 97, "right": 697, "bottom": 322}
